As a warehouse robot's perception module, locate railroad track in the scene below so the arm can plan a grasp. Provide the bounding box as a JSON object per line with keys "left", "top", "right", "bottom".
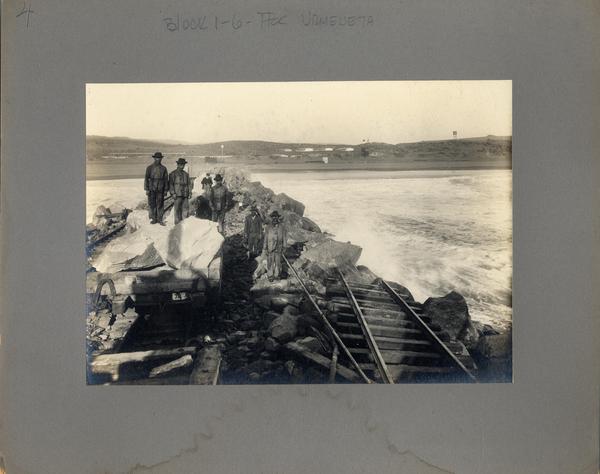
{"left": 326, "top": 271, "right": 478, "bottom": 383}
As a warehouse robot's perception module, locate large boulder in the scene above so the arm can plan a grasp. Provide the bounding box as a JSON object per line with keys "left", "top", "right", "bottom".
{"left": 293, "top": 239, "right": 362, "bottom": 281}
{"left": 166, "top": 218, "right": 224, "bottom": 275}
{"left": 475, "top": 334, "right": 512, "bottom": 359}
{"left": 239, "top": 181, "right": 276, "bottom": 208}
{"left": 91, "top": 229, "right": 166, "bottom": 273}
{"left": 300, "top": 216, "right": 321, "bottom": 233}
{"left": 126, "top": 209, "right": 149, "bottom": 233}
{"left": 273, "top": 193, "right": 305, "bottom": 216}
{"left": 422, "top": 291, "right": 471, "bottom": 341}
{"left": 280, "top": 211, "right": 326, "bottom": 246}
{"left": 268, "top": 313, "right": 298, "bottom": 343}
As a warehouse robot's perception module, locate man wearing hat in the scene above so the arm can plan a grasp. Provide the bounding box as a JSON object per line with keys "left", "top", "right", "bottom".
{"left": 244, "top": 204, "right": 264, "bottom": 259}
{"left": 200, "top": 173, "right": 213, "bottom": 196}
{"left": 208, "top": 174, "right": 228, "bottom": 232}
{"left": 168, "top": 158, "right": 192, "bottom": 225}
{"left": 144, "top": 152, "right": 169, "bottom": 225}
{"left": 262, "top": 210, "right": 288, "bottom": 281}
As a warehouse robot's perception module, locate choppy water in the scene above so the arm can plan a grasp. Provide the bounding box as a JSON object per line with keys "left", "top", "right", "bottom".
{"left": 254, "top": 170, "right": 512, "bottom": 328}
{"left": 87, "top": 169, "right": 512, "bottom": 328}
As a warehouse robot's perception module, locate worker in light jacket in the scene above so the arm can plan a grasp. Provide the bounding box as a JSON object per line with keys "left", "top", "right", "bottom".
{"left": 263, "top": 210, "right": 287, "bottom": 281}
{"left": 168, "top": 158, "right": 192, "bottom": 225}
{"left": 144, "top": 152, "right": 169, "bottom": 225}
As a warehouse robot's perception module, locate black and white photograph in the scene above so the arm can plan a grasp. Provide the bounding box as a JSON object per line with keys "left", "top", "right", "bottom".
{"left": 85, "top": 80, "right": 512, "bottom": 385}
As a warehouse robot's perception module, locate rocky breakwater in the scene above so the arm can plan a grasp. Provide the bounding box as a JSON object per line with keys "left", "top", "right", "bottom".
{"left": 210, "top": 167, "right": 510, "bottom": 384}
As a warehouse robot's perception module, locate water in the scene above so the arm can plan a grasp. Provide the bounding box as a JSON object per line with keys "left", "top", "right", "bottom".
{"left": 87, "top": 169, "right": 512, "bottom": 328}
{"left": 254, "top": 170, "right": 512, "bottom": 329}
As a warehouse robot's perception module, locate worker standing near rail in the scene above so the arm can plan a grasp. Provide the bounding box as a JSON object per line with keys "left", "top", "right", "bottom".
{"left": 244, "top": 205, "right": 264, "bottom": 259}
{"left": 144, "top": 152, "right": 169, "bottom": 225}
{"left": 209, "top": 174, "right": 228, "bottom": 233}
{"left": 168, "top": 158, "right": 192, "bottom": 225}
{"left": 263, "top": 210, "right": 287, "bottom": 281}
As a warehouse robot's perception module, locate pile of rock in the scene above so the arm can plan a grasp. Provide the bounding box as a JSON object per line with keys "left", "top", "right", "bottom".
{"left": 89, "top": 207, "right": 224, "bottom": 284}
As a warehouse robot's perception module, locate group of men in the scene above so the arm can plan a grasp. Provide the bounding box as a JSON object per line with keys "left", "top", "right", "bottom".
{"left": 145, "top": 151, "right": 287, "bottom": 280}
{"left": 144, "top": 151, "right": 228, "bottom": 230}
{"left": 245, "top": 206, "right": 288, "bottom": 281}
{"left": 144, "top": 152, "right": 192, "bottom": 226}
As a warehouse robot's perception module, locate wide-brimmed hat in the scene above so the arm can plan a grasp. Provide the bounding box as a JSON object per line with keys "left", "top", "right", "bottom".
{"left": 270, "top": 210, "right": 281, "bottom": 219}
{"left": 152, "top": 152, "right": 164, "bottom": 159}
{"left": 214, "top": 174, "right": 223, "bottom": 181}
{"left": 176, "top": 158, "right": 187, "bottom": 165}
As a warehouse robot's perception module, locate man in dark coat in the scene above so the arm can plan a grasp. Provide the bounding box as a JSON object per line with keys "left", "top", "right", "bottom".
{"left": 200, "top": 173, "right": 213, "bottom": 196}
{"left": 144, "top": 152, "right": 169, "bottom": 225}
{"left": 263, "top": 210, "right": 287, "bottom": 281}
{"left": 209, "top": 174, "right": 228, "bottom": 233}
{"left": 168, "top": 158, "right": 192, "bottom": 225}
{"left": 244, "top": 205, "right": 263, "bottom": 259}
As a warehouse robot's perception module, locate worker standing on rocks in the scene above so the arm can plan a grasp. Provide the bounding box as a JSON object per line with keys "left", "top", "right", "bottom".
{"left": 201, "top": 173, "right": 213, "bottom": 196}
{"left": 209, "top": 174, "right": 228, "bottom": 233}
{"left": 168, "top": 158, "right": 192, "bottom": 225}
{"left": 263, "top": 210, "right": 287, "bottom": 281}
{"left": 244, "top": 205, "right": 264, "bottom": 259}
{"left": 144, "top": 152, "right": 169, "bottom": 225}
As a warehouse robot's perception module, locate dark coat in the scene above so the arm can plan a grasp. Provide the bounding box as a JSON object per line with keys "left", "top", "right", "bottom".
{"left": 144, "top": 163, "right": 168, "bottom": 192}
{"left": 209, "top": 183, "right": 228, "bottom": 211}
{"left": 169, "top": 169, "right": 191, "bottom": 197}
{"left": 244, "top": 213, "right": 263, "bottom": 245}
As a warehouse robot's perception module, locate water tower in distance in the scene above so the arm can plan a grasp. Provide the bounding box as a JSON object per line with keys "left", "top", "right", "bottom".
{"left": 453, "top": 130, "right": 458, "bottom": 139}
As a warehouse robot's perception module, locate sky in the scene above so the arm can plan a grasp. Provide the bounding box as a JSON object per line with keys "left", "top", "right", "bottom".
{"left": 86, "top": 81, "right": 512, "bottom": 144}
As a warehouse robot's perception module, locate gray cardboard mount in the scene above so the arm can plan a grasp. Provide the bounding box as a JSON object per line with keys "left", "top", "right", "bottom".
{"left": 1, "top": 0, "right": 598, "bottom": 473}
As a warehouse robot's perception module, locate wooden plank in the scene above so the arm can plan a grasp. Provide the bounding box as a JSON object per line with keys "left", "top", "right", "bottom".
{"left": 363, "top": 316, "right": 416, "bottom": 328}
{"left": 189, "top": 346, "right": 222, "bottom": 385}
{"left": 329, "top": 297, "right": 400, "bottom": 311}
{"left": 376, "top": 339, "right": 432, "bottom": 351}
{"left": 90, "top": 346, "right": 198, "bottom": 381}
{"left": 332, "top": 303, "right": 407, "bottom": 319}
{"left": 369, "top": 326, "right": 422, "bottom": 338}
{"left": 380, "top": 350, "right": 442, "bottom": 364}
{"left": 387, "top": 365, "right": 456, "bottom": 380}
{"left": 285, "top": 342, "right": 362, "bottom": 383}
{"left": 149, "top": 355, "right": 194, "bottom": 378}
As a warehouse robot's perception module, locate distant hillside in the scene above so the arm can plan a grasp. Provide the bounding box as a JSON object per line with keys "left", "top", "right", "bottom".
{"left": 86, "top": 135, "right": 511, "bottom": 179}
{"left": 87, "top": 135, "right": 511, "bottom": 161}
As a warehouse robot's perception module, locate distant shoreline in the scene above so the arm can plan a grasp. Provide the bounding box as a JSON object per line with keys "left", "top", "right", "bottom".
{"left": 86, "top": 161, "right": 511, "bottom": 181}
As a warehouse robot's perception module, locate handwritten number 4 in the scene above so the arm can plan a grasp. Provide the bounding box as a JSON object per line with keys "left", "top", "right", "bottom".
{"left": 16, "top": 2, "right": 34, "bottom": 28}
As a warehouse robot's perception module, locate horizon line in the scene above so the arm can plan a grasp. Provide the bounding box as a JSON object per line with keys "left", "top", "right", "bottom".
{"left": 86, "top": 134, "right": 513, "bottom": 147}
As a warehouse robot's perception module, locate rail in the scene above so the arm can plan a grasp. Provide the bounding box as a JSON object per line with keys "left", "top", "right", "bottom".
{"left": 337, "top": 270, "right": 394, "bottom": 383}
{"left": 282, "top": 254, "right": 373, "bottom": 384}
{"left": 379, "top": 279, "right": 477, "bottom": 383}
